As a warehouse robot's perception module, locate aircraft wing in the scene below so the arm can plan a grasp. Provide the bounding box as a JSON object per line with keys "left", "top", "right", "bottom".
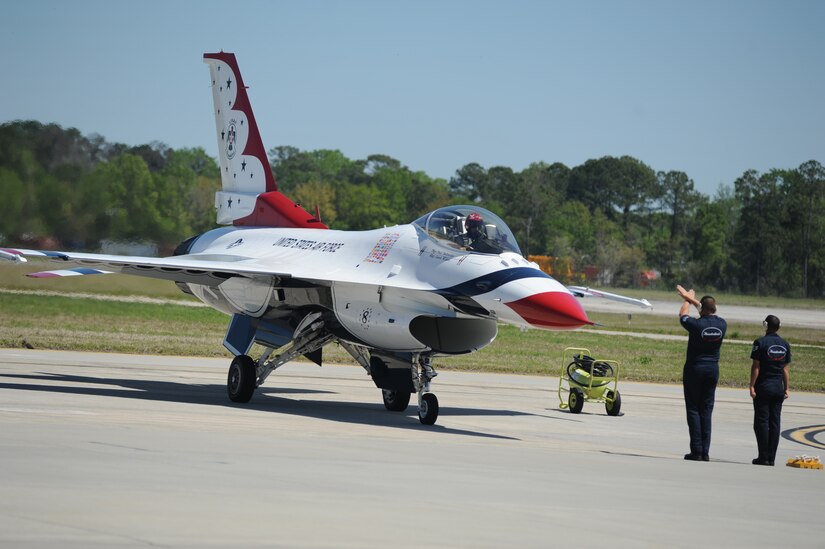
{"left": 0, "top": 248, "right": 296, "bottom": 286}
{"left": 567, "top": 285, "right": 652, "bottom": 309}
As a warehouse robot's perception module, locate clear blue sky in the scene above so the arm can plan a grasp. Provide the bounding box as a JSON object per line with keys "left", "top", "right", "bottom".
{"left": 2, "top": 0, "right": 823, "bottom": 196}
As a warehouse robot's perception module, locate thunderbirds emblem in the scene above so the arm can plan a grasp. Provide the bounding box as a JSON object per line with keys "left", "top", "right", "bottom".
{"left": 226, "top": 119, "right": 238, "bottom": 159}
{"left": 767, "top": 345, "right": 787, "bottom": 361}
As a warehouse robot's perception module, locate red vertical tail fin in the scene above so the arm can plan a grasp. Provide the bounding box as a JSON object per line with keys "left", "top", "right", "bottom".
{"left": 203, "top": 52, "right": 326, "bottom": 229}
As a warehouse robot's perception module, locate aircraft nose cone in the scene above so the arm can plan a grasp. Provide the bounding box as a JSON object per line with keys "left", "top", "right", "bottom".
{"left": 505, "top": 291, "right": 592, "bottom": 329}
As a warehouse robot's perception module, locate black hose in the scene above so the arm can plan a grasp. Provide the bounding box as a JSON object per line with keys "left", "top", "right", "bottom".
{"left": 567, "top": 354, "right": 614, "bottom": 387}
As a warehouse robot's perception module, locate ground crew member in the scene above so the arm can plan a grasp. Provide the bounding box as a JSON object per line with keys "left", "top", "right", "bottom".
{"left": 750, "top": 315, "right": 791, "bottom": 466}
{"left": 676, "top": 285, "right": 727, "bottom": 461}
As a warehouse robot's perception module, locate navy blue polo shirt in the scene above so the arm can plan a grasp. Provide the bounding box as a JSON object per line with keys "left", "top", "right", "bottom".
{"left": 680, "top": 314, "right": 727, "bottom": 366}
{"left": 751, "top": 333, "right": 791, "bottom": 385}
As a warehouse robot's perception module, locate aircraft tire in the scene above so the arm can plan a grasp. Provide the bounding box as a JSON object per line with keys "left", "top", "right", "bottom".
{"left": 605, "top": 390, "right": 622, "bottom": 416}
{"left": 568, "top": 387, "right": 585, "bottom": 414}
{"left": 382, "top": 390, "right": 411, "bottom": 412}
{"left": 227, "top": 355, "right": 256, "bottom": 403}
{"left": 418, "top": 393, "right": 439, "bottom": 425}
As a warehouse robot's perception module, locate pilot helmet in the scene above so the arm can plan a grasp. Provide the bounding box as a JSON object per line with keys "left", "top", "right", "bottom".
{"left": 466, "top": 212, "right": 484, "bottom": 229}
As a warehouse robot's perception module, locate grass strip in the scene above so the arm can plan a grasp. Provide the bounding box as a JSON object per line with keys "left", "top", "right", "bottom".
{"left": 2, "top": 293, "right": 823, "bottom": 392}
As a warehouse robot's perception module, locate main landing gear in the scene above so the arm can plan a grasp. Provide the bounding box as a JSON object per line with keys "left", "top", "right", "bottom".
{"left": 382, "top": 389, "right": 411, "bottom": 412}
{"left": 227, "top": 355, "right": 256, "bottom": 403}
{"left": 225, "top": 313, "right": 333, "bottom": 403}
{"left": 226, "top": 340, "right": 442, "bottom": 426}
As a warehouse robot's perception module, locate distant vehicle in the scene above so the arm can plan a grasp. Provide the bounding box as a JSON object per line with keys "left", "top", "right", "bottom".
{"left": 1, "top": 52, "right": 650, "bottom": 425}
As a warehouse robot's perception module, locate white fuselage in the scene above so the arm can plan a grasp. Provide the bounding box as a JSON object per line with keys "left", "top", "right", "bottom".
{"left": 180, "top": 223, "right": 579, "bottom": 353}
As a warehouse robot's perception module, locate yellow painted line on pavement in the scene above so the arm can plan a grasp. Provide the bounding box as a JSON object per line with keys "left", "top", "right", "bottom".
{"left": 783, "top": 424, "right": 825, "bottom": 450}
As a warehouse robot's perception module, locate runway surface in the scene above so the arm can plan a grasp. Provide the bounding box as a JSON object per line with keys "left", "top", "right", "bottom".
{"left": 1, "top": 349, "right": 824, "bottom": 548}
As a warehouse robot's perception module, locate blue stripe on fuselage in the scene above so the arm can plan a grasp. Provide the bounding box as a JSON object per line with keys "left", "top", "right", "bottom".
{"left": 435, "top": 267, "right": 554, "bottom": 297}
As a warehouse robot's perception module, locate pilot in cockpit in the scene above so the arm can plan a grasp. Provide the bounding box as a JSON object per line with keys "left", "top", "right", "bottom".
{"left": 461, "top": 212, "right": 505, "bottom": 254}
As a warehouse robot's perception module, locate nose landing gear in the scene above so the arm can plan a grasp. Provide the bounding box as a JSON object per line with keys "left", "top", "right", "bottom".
{"left": 418, "top": 392, "right": 439, "bottom": 425}
{"left": 414, "top": 356, "right": 439, "bottom": 425}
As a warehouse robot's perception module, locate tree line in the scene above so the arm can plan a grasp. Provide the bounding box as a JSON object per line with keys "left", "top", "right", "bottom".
{"left": 1, "top": 120, "right": 823, "bottom": 297}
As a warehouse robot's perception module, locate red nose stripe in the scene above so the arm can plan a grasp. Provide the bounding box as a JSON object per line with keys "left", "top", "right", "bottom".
{"left": 506, "top": 292, "right": 591, "bottom": 329}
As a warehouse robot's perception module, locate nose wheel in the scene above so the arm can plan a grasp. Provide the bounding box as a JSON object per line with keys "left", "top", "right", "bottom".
{"left": 418, "top": 392, "right": 439, "bottom": 425}
{"left": 413, "top": 356, "right": 439, "bottom": 425}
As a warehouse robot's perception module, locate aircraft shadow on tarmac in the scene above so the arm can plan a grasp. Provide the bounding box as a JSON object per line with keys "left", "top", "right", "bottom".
{"left": 0, "top": 372, "right": 522, "bottom": 440}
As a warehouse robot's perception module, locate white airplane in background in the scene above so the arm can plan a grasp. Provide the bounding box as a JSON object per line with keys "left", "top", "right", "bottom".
{"left": 1, "top": 52, "right": 650, "bottom": 425}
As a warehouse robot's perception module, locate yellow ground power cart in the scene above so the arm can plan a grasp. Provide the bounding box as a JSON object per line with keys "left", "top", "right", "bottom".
{"left": 558, "top": 347, "right": 621, "bottom": 415}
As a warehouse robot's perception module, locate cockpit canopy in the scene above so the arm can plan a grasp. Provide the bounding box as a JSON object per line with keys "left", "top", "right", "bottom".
{"left": 413, "top": 206, "right": 522, "bottom": 256}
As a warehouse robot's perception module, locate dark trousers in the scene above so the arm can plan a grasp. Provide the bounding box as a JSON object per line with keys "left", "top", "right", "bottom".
{"left": 753, "top": 386, "right": 784, "bottom": 462}
{"left": 683, "top": 364, "right": 719, "bottom": 456}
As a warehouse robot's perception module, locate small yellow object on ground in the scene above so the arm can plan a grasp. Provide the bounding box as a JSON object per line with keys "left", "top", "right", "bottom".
{"left": 786, "top": 455, "right": 823, "bottom": 469}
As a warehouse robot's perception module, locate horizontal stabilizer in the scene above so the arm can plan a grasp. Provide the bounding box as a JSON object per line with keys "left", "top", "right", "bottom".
{"left": 28, "top": 267, "right": 113, "bottom": 278}
{"left": 567, "top": 286, "right": 652, "bottom": 309}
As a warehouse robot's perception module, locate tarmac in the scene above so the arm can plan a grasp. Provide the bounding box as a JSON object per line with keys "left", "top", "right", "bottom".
{"left": 1, "top": 349, "right": 824, "bottom": 548}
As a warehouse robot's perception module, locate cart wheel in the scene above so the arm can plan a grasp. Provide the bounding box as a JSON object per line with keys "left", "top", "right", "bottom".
{"left": 605, "top": 390, "right": 622, "bottom": 416}
{"left": 568, "top": 387, "right": 585, "bottom": 414}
